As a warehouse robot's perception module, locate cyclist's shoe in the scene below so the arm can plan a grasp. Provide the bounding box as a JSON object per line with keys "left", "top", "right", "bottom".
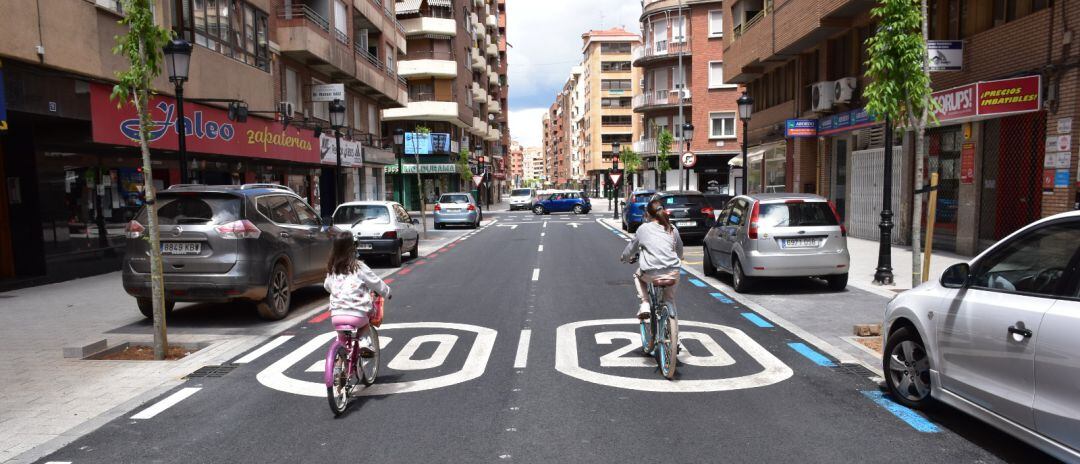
{"left": 358, "top": 347, "right": 376, "bottom": 358}
{"left": 637, "top": 302, "right": 651, "bottom": 320}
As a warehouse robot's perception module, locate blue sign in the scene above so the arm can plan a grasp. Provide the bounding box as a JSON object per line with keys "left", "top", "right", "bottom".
{"left": 1055, "top": 169, "right": 1070, "bottom": 188}
{"left": 0, "top": 59, "right": 7, "bottom": 131}
{"left": 785, "top": 119, "right": 817, "bottom": 137}
{"left": 818, "top": 107, "right": 878, "bottom": 135}
{"left": 404, "top": 132, "right": 452, "bottom": 155}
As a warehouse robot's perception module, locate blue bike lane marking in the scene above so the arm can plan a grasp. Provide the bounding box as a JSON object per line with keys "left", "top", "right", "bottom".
{"left": 861, "top": 391, "right": 941, "bottom": 433}
{"left": 787, "top": 342, "right": 836, "bottom": 367}
{"left": 741, "top": 313, "right": 775, "bottom": 328}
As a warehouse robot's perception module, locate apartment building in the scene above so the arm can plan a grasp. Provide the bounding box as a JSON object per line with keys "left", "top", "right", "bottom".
{"left": 509, "top": 140, "right": 523, "bottom": 186}
{"left": 382, "top": 0, "right": 508, "bottom": 209}
{"left": 542, "top": 92, "right": 572, "bottom": 186}
{"left": 723, "top": 0, "right": 1077, "bottom": 256}
{"left": 523, "top": 146, "right": 544, "bottom": 183}
{"left": 634, "top": 0, "right": 738, "bottom": 193}
{"left": 579, "top": 28, "right": 643, "bottom": 195}
{"left": 0, "top": 0, "right": 406, "bottom": 284}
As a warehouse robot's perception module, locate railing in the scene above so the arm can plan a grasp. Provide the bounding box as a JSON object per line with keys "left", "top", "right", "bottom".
{"left": 355, "top": 43, "right": 384, "bottom": 70}
{"left": 632, "top": 88, "right": 691, "bottom": 110}
{"left": 633, "top": 138, "right": 658, "bottom": 155}
{"left": 632, "top": 41, "right": 691, "bottom": 62}
{"left": 734, "top": 1, "right": 772, "bottom": 39}
{"left": 403, "top": 50, "right": 456, "bottom": 61}
{"left": 277, "top": 3, "right": 329, "bottom": 32}
{"left": 334, "top": 28, "right": 349, "bottom": 44}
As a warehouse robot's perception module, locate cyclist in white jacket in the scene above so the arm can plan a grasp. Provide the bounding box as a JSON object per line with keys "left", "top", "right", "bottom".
{"left": 324, "top": 231, "right": 391, "bottom": 354}
{"left": 621, "top": 200, "right": 684, "bottom": 319}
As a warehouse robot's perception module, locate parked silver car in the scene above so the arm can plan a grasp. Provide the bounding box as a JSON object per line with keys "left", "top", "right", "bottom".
{"left": 433, "top": 193, "right": 480, "bottom": 229}
{"left": 508, "top": 188, "right": 535, "bottom": 210}
{"left": 702, "top": 193, "right": 849, "bottom": 292}
{"left": 882, "top": 211, "right": 1080, "bottom": 462}
{"left": 123, "top": 184, "right": 335, "bottom": 321}
{"left": 332, "top": 201, "right": 420, "bottom": 267}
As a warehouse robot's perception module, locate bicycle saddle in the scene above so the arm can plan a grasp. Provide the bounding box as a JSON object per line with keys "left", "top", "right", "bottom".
{"left": 652, "top": 277, "right": 678, "bottom": 287}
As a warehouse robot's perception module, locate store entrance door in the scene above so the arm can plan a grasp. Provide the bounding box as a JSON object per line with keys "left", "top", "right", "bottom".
{"left": 978, "top": 112, "right": 1046, "bottom": 252}
{"left": 927, "top": 127, "right": 962, "bottom": 253}
{"left": 832, "top": 138, "right": 848, "bottom": 222}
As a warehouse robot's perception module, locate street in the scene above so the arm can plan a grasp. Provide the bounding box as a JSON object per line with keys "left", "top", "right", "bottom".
{"left": 33, "top": 210, "right": 1054, "bottom": 463}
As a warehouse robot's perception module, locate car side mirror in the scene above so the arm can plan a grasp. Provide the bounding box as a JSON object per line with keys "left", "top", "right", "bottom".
{"left": 940, "top": 263, "right": 971, "bottom": 288}
{"left": 729, "top": 216, "right": 740, "bottom": 225}
{"left": 411, "top": 218, "right": 420, "bottom": 225}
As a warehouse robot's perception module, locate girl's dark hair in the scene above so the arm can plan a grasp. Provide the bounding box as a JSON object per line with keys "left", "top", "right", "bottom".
{"left": 327, "top": 231, "right": 359, "bottom": 275}
{"left": 646, "top": 200, "right": 673, "bottom": 233}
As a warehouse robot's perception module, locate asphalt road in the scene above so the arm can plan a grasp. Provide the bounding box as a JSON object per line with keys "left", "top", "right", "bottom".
{"left": 38, "top": 210, "right": 1056, "bottom": 463}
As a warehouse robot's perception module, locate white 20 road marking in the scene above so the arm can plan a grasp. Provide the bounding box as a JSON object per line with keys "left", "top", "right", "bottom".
{"left": 131, "top": 388, "right": 202, "bottom": 420}
{"left": 388, "top": 334, "right": 458, "bottom": 371}
{"left": 257, "top": 322, "right": 496, "bottom": 397}
{"left": 596, "top": 331, "right": 735, "bottom": 367}
{"left": 556, "top": 319, "right": 792, "bottom": 392}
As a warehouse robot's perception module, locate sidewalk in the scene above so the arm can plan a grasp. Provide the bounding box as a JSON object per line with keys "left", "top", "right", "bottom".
{"left": 846, "top": 237, "right": 969, "bottom": 297}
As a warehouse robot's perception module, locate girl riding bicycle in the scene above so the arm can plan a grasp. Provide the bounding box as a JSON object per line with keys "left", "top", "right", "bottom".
{"left": 324, "top": 231, "right": 391, "bottom": 356}
{"left": 621, "top": 199, "right": 684, "bottom": 320}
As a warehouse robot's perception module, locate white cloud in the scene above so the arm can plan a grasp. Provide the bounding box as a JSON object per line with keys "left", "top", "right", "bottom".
{"left": 508, "top": 107, "right": 549, "bottom": 147}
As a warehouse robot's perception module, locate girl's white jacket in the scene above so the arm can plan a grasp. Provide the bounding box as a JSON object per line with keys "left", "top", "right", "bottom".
{"left": 323, "top": 261, "right": 391, "bottom": 318}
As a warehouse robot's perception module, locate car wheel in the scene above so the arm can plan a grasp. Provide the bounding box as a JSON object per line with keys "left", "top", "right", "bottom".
{"left": 703, "top": 247, "right": 717, "bottom": 277}
{"left": 573, "top": 205, "right": 584, "bottom": 214}
{"left": 137, "top": 298, "right": 175, "bottom": 319}
{"left": 256, "top": 263, "right": 292, "bottom": 320}
{"left": 409, "top": 240, "right": 419, "bottom": 259}
{"left": 826, "top": 273, "right": 848, "bottom": 291}
{"left": 621, "top": 220, "right": 628, "bottom": 231}
{"left": 884, "top": 326, "right": 933, "bottom": 410}
{"left": 533, "top": 205, "right": 545, "bottom": 215}
{"left": 732, "top": 258, "right": 753, "bottom": 293}
{"left": 629, "top": 222, "right": 640, "bottom": 233}
{"left": 389, "top": 245, "right": 403, "bottom": 267}
{"left": 434, "top": 222, "right": 443, "bottom": 230}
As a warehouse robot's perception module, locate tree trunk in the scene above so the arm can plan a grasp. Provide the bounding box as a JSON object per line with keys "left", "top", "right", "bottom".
{"left": 414, "top": 152, "right": 427, "bottom": 238}
{"left": 910, "top": 0, "right": 931, "bottom": 287}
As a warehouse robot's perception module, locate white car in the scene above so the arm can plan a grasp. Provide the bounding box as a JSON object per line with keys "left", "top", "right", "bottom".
{"left": 882, "top": 211, "right": 1080, "bottom": 462}
{"left": 331, "top": 201, "right": 420, "bottom": 267}
{"left": 508, "top": 188, "right": 535, "bottom": 210}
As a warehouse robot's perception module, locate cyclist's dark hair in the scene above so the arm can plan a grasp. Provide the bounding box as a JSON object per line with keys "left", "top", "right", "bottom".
{"left": 647, "top": 200, "right": 673, "bottom": 233}
{"left": 327, "top": 231, "right": 359, "bottom": 275}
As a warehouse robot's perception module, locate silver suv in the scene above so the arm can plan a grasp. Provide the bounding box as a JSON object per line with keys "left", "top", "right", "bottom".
{"left": 702, "top": 193, "right": 850, "bottom": 292}
{"left": 122, "top": 184, "right": 336, "bottom": 320}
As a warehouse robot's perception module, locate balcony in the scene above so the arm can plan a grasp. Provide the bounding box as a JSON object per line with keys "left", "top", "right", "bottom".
{"left": 472, "top": 82, "right": 489, "bottom": 103}
{"left": 398, "top": 51, "right": 457, "bottom": 79}
{"left": 633, "top": 138, "right": 658, "bottom": 156}
{"left": 631, "top": 41, "right": 691, "bottom": 66}
{"left": 486, "top": 43, "right": 499, "bottom": 58}
{"left": 485, "top": 127, "right": 501, "bottom": 142}
{"left": 488, "top": 68, "right": 499, "bottom": 84}
{"left": 473, "top": 0, "right": 483, "bottom": 7}
{"left": 489, "top": 100, "right": 502, "bottom": 114}
{"left": 632, "top": 88, "right": 691, "bottom": 112}
{"left": 400, "top": 17, "right": 457, "bottom": 37}
{"left": 277, "top": 3, "right": 354, "bottom": 77}
{"left": 471, "top": 48, "right": 487, "bottom": 71}
{"left": 382, "top": 101, "right": 461, "bottom": 123}
{"left": 471, "top": 117, "right": 489, "bottom": 136}
{"left": 485, "top": 13, "right": 498, "bottom": 29}
{"left": 353, "top": 44, "right": 408, "bottom": 107}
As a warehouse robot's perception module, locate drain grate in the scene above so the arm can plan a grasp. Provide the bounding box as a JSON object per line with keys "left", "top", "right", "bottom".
{"left": 185, "top": 364, "right": 238, "bottom": 379}
{"left": 830, "top": 363, "right": 879, "bottom": 379}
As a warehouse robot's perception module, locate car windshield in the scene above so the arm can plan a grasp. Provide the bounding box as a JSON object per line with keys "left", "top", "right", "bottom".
{"left": 439, "top": 194, "right": 471, "bottom": 204}
{"left": 511, "top": 189, "right": 532, "bottom": 197}
{"left": 139, "top": 195, "right": 241, "bottom": 225}
{"left": 333, "top": 205, "right": 391, "bottom": 225}
{"left": 758, "top": 202, "right": 838, "bottom": 228}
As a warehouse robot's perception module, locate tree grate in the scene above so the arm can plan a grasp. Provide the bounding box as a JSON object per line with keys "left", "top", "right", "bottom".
{"left": 830, "top": 363, "right": 879, "bottom": 379}
{"left": 185, "top": 364, "right": 238, "bottom": 379}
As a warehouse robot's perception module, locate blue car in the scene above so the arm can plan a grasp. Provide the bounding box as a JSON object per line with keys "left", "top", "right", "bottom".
{"left": 532, "top": 191, "right": 591, "bottom": 215}
{"left": 621, "top": 189, "right": 656, "bottom": 232}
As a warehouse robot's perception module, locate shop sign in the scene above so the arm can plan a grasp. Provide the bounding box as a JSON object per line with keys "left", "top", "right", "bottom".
{"left": 928, "top": 41, "right": 963, "bottom": 72}
{"left": 932, "top": 83, "right": 977, "bottom": 122}
{"left": 319, "top": 134, "right": 362, "bottom": 167}
{"left": 90, "top": 83, "right": 319, "bottom": 164}
{"left": 404, "top": 132, "right": 453, "bottom": 155}
{"left": 960, "top": 143, "right": 975, "bottom": 184}
{"left": 1043, "top": 169, "right": 1056, "bottom": 191}
{"left": 817, "top": 108, "right": 876, "bottom": 136}
{"left": 784, "top": 119, "right": 817, "bottom": 138}
{"left": 311, "top": 84, "right": 345, "bottom": 102}
{"left": 363, "top": 146, "right": 396, "bottom": 165}
{"left": 933, "top": 76, "right": 1041, "bottom": 123}
{"left": 384, "top": 163, "right": 460, "bottom": 174}
{"left": 1058, "top": 118, "right": 1072, "bottom": 134}
{"left": 0, "top": 59, "right": 6, "bottom": 131}
{"left": 1045, "top": 152, "right": 1071, "bottom": 169}
{"left": 1055, "top": 170, "right": 1070, "bottom": 188}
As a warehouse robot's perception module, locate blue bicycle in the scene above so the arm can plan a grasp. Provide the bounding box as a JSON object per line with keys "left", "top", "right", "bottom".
{"left": 631, "top": 255, "right": 679, "bottom": 380}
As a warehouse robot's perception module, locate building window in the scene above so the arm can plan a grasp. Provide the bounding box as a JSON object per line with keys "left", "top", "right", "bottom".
{"left": 601, "top": 115, "right": 632, "bottom": 126}
{"left": 601, "top": 61, "right": 632, "bottom": 72}
{"left": 709, "top": 61, "right": 732, "bottom": 88}
{"left": 601, "top": 79, "right": 633, "bottom": 91}
{"left": 333, "top": 0, "right": 349, "bottom": 43}
{"left": 174, "top": 0, "right": 269, "bottom": 71}
{"left": 601, "top": 133, "right": 633, "bottom": 144}
{"left": 312, "top": 78, "right": 330, "bottom": 121}
{"left": 709, "top": 10, "right": 724, "bottom": 37}
{"left": 671, "top": 15, "right": 687, "bottom": 43}
{"left": 601, "top": 97, "right": 632, "bottom": 108}
{"left": 285, "top": 67, "right": 301, "bottom": 116}
{"left": 709, "top": 112, "right": 736, "bottom": 139}
{"left": 353, "top": 97, "right": 363, "bottom": 130}
{"left": 600, "top": 42, "right": 631, "bottom": 54}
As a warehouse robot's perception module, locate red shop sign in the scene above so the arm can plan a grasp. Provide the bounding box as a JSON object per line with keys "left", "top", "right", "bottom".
{"left": 976, "top": 75, "right": 1041, "bottom": 117}
{"left": 960, "top": 142, "right": 975, "bottom": 184}
{"left": 932, "top": 83, "right": 976, "bottom": 123}
{"left": 90, "top": 83, "right": 320, "bottom": 164}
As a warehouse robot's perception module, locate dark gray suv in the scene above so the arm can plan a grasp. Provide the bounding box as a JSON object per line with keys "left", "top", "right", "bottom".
{"left": 122, "top": 184, "right": 336, "bottom": 320}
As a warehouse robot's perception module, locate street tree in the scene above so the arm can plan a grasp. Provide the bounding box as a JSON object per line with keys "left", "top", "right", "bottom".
{"left": 619, "top": 146, "right": 643, "bottom": 193}
{"left": 863, "top": 0, "right": 937, "bottom": 286}
{"left": 109, "top": 0, "right": 173, "bottom": 360}
{"left": 656, "top": 128, "right": 674, "bottom": 187}
{"left": 411, "top": 125, "right": 431, "bottom": 238}
{"left": 457, "top": 147, "right": 474, "bottom": 191}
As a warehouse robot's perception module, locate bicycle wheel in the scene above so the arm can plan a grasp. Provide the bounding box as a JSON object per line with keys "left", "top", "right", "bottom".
{"left": 359, "top": 326, "right": 380, "bottom": 386}
{"left": 326, "top": 345, "right": 350, "bottom": 416}
{"left": 659, "top": 308, "right": 679, "bottom": 380}
{"left": 639, "top": 314, "right": 655, "bottom": 355}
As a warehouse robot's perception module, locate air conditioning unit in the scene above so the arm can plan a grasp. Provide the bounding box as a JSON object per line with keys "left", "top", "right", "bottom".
{"left": 811, "top": 82, "right": 836, "bottom": 112}
{"left": 834, "top": 77, "right": 858, "bottom": 104}
{"left": 278, "top": 101, "right": 294, "bottom": 117}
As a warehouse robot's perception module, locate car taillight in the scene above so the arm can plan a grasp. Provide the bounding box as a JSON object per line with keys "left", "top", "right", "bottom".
{"left": 434, "top": 204, "right": 441, "bottom": 212}
{"left": 215, "top": 220, "right": 261, "bottom": 239}
{"left": 701, "top": 207, "right": 714, "bottom": 217}
{"left": 747, "top": 202, "right": 760, "bottom": 240}
{"left": 125, "top": 220, "right": 145, "bottom": 239}
{"left": 381, "top": 231, "right": 397, "bottom": 239}
{"left": 467, "top": 204, "right": 476, "bottom": 211}
{"left": 828, "top": 201, "right": 847, "bottom": 237}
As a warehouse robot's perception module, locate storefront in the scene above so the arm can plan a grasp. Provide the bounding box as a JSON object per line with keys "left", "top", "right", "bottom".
{"left": 742, "top": 141, "right": 787, "bottom": 194}
{"left": 385, "top": 162, "right": 465, "bottom": 211}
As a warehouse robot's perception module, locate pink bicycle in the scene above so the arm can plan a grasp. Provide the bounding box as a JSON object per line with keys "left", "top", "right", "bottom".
{"left": 324, "top": 295, "right": 383, "bottom": 416}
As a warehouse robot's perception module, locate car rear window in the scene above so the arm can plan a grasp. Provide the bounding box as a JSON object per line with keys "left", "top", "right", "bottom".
{"left": 439, "top": 194, "right": 471, "bottom": 204}
{"left": 333, "top": 205, "right": 391, "bottom": 226}
{"left": 632, "top": 194, "right": 653, "bottom": 203}
{"left": 511, "top": 189, "right": 532, "bottom": 197}
{"left": 758, "top": 202, "right": 838, "bottom": 227}
{"left": 138, "top": 195, "right": 241, "bottom": 225}
{"left": 660, "top": 195, "right": 707, "bottom": 208}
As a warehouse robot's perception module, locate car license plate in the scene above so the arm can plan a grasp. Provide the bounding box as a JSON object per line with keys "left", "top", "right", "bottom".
{"left": 161, "top": 242, "right": 201, "bottom": 255}
{"left": 783, "top": 238, "right": 819, "bottom": 248}
{"left": 676, "top": 221, "right": 696, "bottom": 227}
{"left": 446, "top": 208, "right": 462, "bottom": 212}
{"left": 357, "top": 243, "right": 373, "bottom": 250}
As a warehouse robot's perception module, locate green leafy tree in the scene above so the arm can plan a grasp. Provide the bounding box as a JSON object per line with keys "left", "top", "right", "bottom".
{"left": 863, "top": 0, "right": 936, "bottom": 285}
{"left": 411, "top": 125, "right": 431, "bottom": 237}
{"left": 656, "top": 129, "right": 674, "bottom": 187}
{"left": 619, "top": 147, "right": 642, "bottom": 194}
{"left": 456, "top": 148, "right": 474, "bottom": 190}
{"left": 110, "top": 0, "right": 174, "bottom": 360}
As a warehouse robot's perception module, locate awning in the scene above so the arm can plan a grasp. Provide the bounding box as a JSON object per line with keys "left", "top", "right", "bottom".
{"left": 728, "top": 147, "right": 766, "bottom": 167}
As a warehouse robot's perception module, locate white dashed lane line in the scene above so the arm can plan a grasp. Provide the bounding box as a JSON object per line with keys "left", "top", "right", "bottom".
{"left": 514, "top": 329, "right": 532, "bottom": 369}
{"left": 532, "top": 268, "right": 540, "bottom": 281}
{"left": 131, "top": 387, "right": 202, "bottom": 420}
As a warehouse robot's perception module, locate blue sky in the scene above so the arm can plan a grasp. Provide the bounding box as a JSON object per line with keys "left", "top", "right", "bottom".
{"left": 505, "top": 0, "right": 642, "bottom": 147}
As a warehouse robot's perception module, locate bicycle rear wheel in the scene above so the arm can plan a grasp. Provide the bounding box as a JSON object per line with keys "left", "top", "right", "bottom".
{"left": 327, "top": 345, "right": 350, "bottom": 416}
{"left": 658, "top": 308, "right": 679, "bottom": 380}
{"left": 639, "top": 316, "right": 655, "bottom": 355}
{"left": 359, "top": 326, "right": 380, "bottom": 386}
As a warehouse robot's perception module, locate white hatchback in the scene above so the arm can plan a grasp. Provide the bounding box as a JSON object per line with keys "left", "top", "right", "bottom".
{"left": 882, "top": 211, "right": 1080, "bottom": 462}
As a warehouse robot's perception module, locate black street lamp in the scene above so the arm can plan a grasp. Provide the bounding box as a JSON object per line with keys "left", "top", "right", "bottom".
{"left": 164, "top": 39, "right": 193, "bottom": 184}
{"left": 393, "top": 128, "right": 405, "bottom": 204}
{"left": 737, "top": 92, "right": 753, "bottom": 195}
{"left": 612, "top": 141, "right": 621, "bottom": 220}
{"left": 329, "top": 99, "right": 347, "bottom": 209}
{"left": 682, "top": 122, "right": 694, "bottom": 190}
{"left": 874, "top": 116, "right": 895, "bottom": 285}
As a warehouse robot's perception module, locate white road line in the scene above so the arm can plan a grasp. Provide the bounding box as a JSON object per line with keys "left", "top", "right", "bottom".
{"left": 538, "top": 245, "right": 544, "bottom": 252}
{"left": 541, "top": 232, "right": 545, "bottom": 237}
{"left": 543, "top": 221, "right": 548, "bottom": 228}
{"left": 44, "top": 462, "right": 72, "bottom": 464}
{"left": 234, "top": 335, "right": 294, "bottom": 364}
{"left": 531, "top": 268, "right": 540, "bottom": 281}
{"left": 131, "top": 387, "right": 201, "bottom": 420}
{"left": 514, "top": 329, "right": 532, "bottom": 368}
